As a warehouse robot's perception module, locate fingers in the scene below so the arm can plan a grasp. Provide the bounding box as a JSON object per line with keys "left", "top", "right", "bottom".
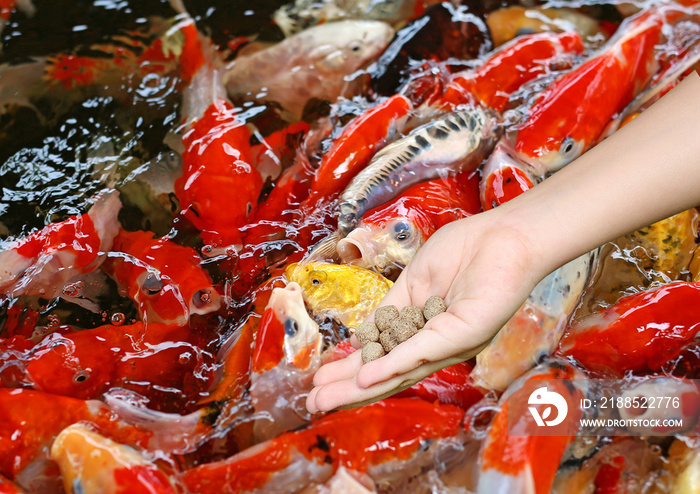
{"left": 307, "top": 357, "right": 460, "bottom": 412}
{"left": 355, "top": 306, "right": 495, "bottom": 389}
{"left": 312, "top": 348, "right": 363, "bottom": 386}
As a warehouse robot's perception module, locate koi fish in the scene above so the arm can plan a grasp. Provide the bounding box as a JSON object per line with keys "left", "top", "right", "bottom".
{"left": 472, "top": 251, "right": 594, "bottom": 391}
{"left": 50, "top": 423, "right": 177, "bottom": 494}
{"left": 511, "top": 5, "right": 672, "bottom": 173}
{"left": 103, "top": 229, "right": 222, "bottom": 326}
{"left": 309, "top": 106, "right": 500, "bottom": 260}
{"left": 15, "top": 321, "right": 205, "bottom": 405}
{"left": 273, "top": 0, "right": 442, "bottom": 37}
{"left": 617, "top": 377, "right": 700, "bottom": 435}
{"left": 304, "top": 93, "right": 413, "bottom": 207}
{"left": 0, "top": 389, "right": 159, "bottom": 479}
{"left": 337, "top": 172, "right": 481, "bottom": 274}
{"left": 285, "top": 262, "right": 393, "bottom": 327}
{"left": 181, "top": 398, "right": 466, "bottom": 494}
{"left": 477, "top": 360, "right": 586, "bottom": 494}
{"left": 0, "top": 191, "right": 120, "bottom": 301}
{"left": 434, "top": 31, "right": 585, "bottom": 113}
{"left": 223, "top": 21, "right": 394, "bottom": 120}
{"left": 558, "top": 281, "right": 700, "bottom": 375}
{"left": 479, "top": 140, "right": 541, "bottom": 210}
{"left": 249, "top": 282, "right": 323, "bottom": 441}
{"left": 485, "top": 6, "right": 603, "bottom": 47}
{"left": 0, "top": 474, "right": 26, "bottom": 494}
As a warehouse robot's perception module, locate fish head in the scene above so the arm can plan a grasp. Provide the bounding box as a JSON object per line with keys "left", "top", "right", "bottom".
{"left": 307, "top": 21, "right": 394, "bottom": 76}
{"left": 252, "top": 282, "right": 321, "bottom": 373}
{"left": 285, "top": 262, "right": 335, "bottom": 306}
{"left": 24, "top": 331, "right": 115, "bottom": 399}
{"left": 480, "top": 139, "right": 539, "bottom": 210}
{"left": 513, "top": 115, "right": 586, "bottom": 172}
{"left": 337, "top": 216, "right": 424, "bottom": 274}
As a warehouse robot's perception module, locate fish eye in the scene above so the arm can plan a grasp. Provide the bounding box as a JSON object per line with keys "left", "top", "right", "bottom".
{"left": 561, "top": 137, "right": 576, "bottom": 155}
{"left": 192, "top": 289, "right": 212, "bottom": 309}
{"left": 72, "top": 369, "right": 90, "bottom": 383}
{"left": 284, "top": 319, "right": 299, "bottom": 336}
{"left": 348, "top": 41, "right": 362, "bottom": 53}
{"left": 142, "top": 273, "right": 163, "bottom": 295}
{"left": 393, "top": 221, "right": 412, "bottom": 241}
{"left": 309, "top": 270, "right": 327, "bottom": 286}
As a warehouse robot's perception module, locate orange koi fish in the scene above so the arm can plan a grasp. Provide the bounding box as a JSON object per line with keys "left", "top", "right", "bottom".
{"left": 104, "top": 229, "right": 222, "bottom": 326}
{"left": 51, "top": 423, "right": 177, "bottom": 494}
{"left": 15, "top": 321, "right": 207, "bottom": 406}
{"left": 0, "top": 389, "right": 157, "bottom": 480}
{"left": 0, "top": 191, "right": 120, "bottom": 300}
{"left": 337, "top": 172, "right": 480, "bottom": 273}
{"left": 557, "top": 281, "right": 700, "bottom": 376}
{"left": 512, "top": 5, "right": 673, "bottom": 172}
{"left": 174, "top": 99, "right": 263, "bottom": 249}
{"left": 477, "top": 360, "right": 586, "bottom": 494}
{"left": 304, "top": 93, "right": 413, "bottom": 207}
{"left": 434, "top": 31, "right": 584, "bottom": 113}
{"left": 181, "top": 398, "right": 466, "bottom": 494}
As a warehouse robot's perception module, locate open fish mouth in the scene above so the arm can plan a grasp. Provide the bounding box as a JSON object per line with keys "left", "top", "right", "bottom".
{"left": 336, "top": 236, "right": 372, "bottom": 268}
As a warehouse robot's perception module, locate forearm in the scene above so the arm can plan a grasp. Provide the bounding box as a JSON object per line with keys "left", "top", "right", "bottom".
{"left": 496, "top": 71, "right": 700, "bottom": 277}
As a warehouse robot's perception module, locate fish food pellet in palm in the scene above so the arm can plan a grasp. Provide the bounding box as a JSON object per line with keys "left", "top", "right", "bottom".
{"left": 423, "top": 295, "right": 447, "bottom": 320}
{"left": 374, "top": 305, "right": 399, "bottom": 332}
{"left": 355, "top": 321, "right": 380, "bottom": 346}
{"left": 399, "top": 305, "right": 425, "bottom": 329}
{"left": 391, "top": 317, "right": 419, "bottom": 343}
{"left": 379, "top": 329, "right": 399, "bottom": 352}
{"left": 362, "top": 341, "right": 386, "bottom": 363}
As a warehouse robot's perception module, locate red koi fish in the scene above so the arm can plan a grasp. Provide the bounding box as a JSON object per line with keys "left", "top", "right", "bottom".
{"left": 512, "top": 5, "right": 673, "bottom": 172}
{"left": 337, "top": 171, "right": 480, "bottom": 273}
{"left": 435, "top": 31, "right": 584, "bottom": 112}
{"left": 557, "top": 282, "right": 700, "bottom": 376}
{"left": 480, "top": 140, "right": 540, "bottom": 210}
{"left": 249, "top": 282, "right": 323, "bottom": 441}
{"left": 175, "top": 98, "right": 262, "bottom": 249}
{"left": 181, "top": 398, "right": 466, "bottom": 494}
{"left": 0, "top": 191, "right": 120, "bottom": 300}
{"left": 104, "top": 229, "right": 221, "bottom": 326}
{"left": 50, "top": 424, "right": 177, "bottom": 494}
{"left": 0, "top": 389, "right": 156, "bottom": 480}
{"left": 477, "top": 360, "right": 586, "bottom": 494}
{"left": 304, "top": 94, "right": 413, "bottom": 207}
{"left": 16, "top": 321, "right": 208, "bottom": 406}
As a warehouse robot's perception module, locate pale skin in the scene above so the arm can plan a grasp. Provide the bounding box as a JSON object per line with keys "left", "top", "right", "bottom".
{"left": 306, "top": 71, "right": 700, "bottom": 413}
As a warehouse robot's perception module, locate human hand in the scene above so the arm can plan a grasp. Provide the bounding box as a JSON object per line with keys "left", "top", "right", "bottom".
{"left": 306, "top": 211, "right": 549, "bottom": 412}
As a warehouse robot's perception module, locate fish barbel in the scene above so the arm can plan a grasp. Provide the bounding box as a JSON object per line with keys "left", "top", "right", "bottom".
{"left": 223, "top": 20, "right": 394, "bottom": 120}
{"left": 286, "top": 261, "right": 392, "bottom": 327}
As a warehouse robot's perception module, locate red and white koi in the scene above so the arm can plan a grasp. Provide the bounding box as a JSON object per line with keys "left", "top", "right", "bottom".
{"left": 104, "top": 229, "right": 221, "bottom": 326}
{"left": 337, "top": 171, "right": 481, "bottom": 273}
{"left": 477, "top": 360, "right": 586, "bottom": 494}
{"left": 0, "top": 191, "right": 120, "bottom": 301}
{"left": 249, "top": 282, "right": 323, "bottom": 441}
{"left": 472, "top": 251, "right": 594, "bottom": 391}
{"left": 181, "top": 398, "right": 467, "bottom": 494}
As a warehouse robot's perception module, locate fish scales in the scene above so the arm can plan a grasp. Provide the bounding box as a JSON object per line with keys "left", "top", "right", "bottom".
{"left": 336, "top": 108, "right": 500, "bottom": 236}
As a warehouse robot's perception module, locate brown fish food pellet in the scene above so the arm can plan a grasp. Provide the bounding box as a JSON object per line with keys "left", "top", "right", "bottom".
{"left": 423, "top": 295, "right": 447, "bottom": 320}
{"left": 362, "top": 342, "right": 386, "bottom": 363}
{"left": 379, "top": 329, "right": 399, "bottom": 353}
{"left": 355, "top": 321, "right": 380, "bottom": 346}
{"left": 399, "top": 305, "right": 425, "bottom": 329}
{"left": 374, "top": 305, "right": 399, "bottom": 332}
{"left": 391, "top": 317, "right": 419, "bottom": 343}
